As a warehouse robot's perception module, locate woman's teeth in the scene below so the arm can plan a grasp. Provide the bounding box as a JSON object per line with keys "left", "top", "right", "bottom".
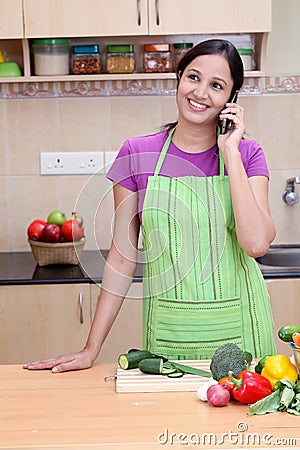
{"left": 188, "top": 99, "right": 208, "bottom": 110}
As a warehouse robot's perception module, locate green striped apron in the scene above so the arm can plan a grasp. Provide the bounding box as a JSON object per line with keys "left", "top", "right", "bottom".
{"left": 141, "top": 130, "right": 276, "bottom": 360}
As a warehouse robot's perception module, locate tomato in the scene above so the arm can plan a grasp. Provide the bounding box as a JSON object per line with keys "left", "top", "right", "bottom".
{"left": 27, "top": 219, "right": 47, "bottom": 241}
{"left": 61, "top": 219, "right": 84, "bottom": 242}
{"left": 47, "top": 210, "right": 67, "bottom": 226}
{"left": 218, "top": 376, "right": 236, "bottom": 399}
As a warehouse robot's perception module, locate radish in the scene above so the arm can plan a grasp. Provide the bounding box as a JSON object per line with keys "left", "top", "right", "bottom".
{"left": 207, "top": 384, "right": 230, "bottom": 407}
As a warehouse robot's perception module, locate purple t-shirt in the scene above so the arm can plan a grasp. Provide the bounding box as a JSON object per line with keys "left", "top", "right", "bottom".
{"left": 107, "top": 130, "right": 269, "bottom": 222}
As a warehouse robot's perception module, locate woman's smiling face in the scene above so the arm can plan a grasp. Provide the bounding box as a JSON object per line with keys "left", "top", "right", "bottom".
{"left": 176, "top": 53, "right": 234, "bottom": 127}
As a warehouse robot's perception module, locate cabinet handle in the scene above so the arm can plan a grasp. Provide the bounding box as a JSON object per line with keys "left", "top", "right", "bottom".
{"left": 155, "top": 0, "right": 160, "bottom": 26}
{"left": 79, "top": 292, "right": 84, "bottom": 324}
{"left": 137, "top": 0, "right": 141, "bottom": 26}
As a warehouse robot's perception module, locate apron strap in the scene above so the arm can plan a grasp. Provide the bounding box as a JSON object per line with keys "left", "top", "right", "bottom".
{"left": 219, "top": 151, "right": 225, "bottom": 177}
{"left": 154, "top": 128, "right": 176, "bottom": 176}
{"left": 154, "top": 126, "right": 225, "bottom": 176}
{"left": 216, "top": 124, "right": 225, "bottom": 177}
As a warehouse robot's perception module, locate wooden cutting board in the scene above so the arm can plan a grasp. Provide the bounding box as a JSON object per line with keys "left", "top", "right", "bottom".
{"left": 116, "top": 359, "right": 257, "bottom": 393}
{"left": 116, "top": 359, "right": 212, "bottom": 393}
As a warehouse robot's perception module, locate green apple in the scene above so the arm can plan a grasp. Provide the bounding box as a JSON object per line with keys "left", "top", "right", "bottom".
{"left": 47, "top": 209, "right": 67, "bottom": 226}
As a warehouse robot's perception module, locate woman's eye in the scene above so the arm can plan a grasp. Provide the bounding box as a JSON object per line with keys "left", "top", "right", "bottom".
{"left": 188, "top": 74, "right": 199, "bottom": 81}
{"left": 212, "top": 82, "right": 223, "bottom": 90}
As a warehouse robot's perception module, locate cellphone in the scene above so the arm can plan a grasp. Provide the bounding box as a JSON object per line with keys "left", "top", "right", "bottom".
{"left": 220, "top": 91, "right": 239, "bottom": 134}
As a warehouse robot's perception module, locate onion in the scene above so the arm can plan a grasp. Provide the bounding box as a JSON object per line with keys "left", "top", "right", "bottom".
{"left": 207, "top": 384, "right": 230, "bottom": 407}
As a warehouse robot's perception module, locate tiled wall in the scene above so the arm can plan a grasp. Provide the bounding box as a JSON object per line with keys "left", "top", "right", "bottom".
{"left": 0, "top": 76, "right": 300, "bottom": 252}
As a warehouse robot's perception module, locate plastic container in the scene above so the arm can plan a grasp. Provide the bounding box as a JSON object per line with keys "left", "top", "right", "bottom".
{"left": 32, "top": 39, "right": 70, "bottom": 76}
{"left": 0, "top": 62, "right": 22, "bottom": 77}
{"left": 106, "top": 44, "right": 135, "bottom": 74}
{"left": 173, "top": 43, "right": 193, "bottom": 67}
{"left": 143, "top": 44, "right": 173, "bottom": 73}
{"left": 71, "top": 45, "right": 101, "bottom": 74}
{"left": 238, "top": 48, "right": 253, "bottom": 71}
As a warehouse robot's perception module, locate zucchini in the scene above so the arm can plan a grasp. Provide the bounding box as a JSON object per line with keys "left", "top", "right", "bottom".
{"left": 278, "top": 325, "right": 300, "bottom": 342}
{"left": 138, "top": 358, "right": 164, "bottom": 374}
{"left": 118, "top": 350, "right": 154, "bottom": 370}
{"left": 161, "top": 366, "right": 178, "bottom": 375}
{"left": 167, "top": 371, "right": 184, "bottom": 378}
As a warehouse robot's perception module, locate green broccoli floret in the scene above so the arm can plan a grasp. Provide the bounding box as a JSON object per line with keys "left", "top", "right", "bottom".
{"left": 210, "top": 343, "right": 250, "bottom": 381}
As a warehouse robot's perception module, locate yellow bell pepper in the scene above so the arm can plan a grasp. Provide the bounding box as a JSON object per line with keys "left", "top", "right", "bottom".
{"left": 261, "top": 354, "right": 298, "bottom": 389}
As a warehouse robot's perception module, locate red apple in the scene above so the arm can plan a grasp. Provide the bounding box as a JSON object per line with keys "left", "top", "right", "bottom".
{"left": 41, "top": 224, "right": 62, "bottom": 243}
{"left": 27, "top": 219, "right": 47, "bottom": 241}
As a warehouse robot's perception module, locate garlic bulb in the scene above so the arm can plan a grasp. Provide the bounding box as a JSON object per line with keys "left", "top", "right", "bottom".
{"left": 197, "top": 377, "right": 218, "bottom": 401}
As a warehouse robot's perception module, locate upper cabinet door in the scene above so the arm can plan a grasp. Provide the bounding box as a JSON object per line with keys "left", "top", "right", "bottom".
{"left": 23, "top": 0, "right": 148, "bottom": 38}
{"left": 148, "top": 0, "right": 272, "bottom": 35}
{"left": 0, "top": 0, "right": 23, "bottom": 38}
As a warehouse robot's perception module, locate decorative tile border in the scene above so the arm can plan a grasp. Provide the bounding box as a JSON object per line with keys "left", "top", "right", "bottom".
{"left": 262, "top": 75, "right": 300, "bottom": 93}
{"left": 0, "top": 76, "right": 300, "bottom": 99}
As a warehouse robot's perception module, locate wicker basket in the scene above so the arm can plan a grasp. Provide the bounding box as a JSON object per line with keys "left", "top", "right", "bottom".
{"left": 28, "top": 238, "right": 86, "bottom": 266}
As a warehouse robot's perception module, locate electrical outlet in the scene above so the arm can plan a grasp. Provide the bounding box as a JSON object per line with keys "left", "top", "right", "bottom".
{"left": 40, "top": 152, "right": 104, "bottom": 175}
{"left": 104, "top": 151, "right": 118, "bottom": 174}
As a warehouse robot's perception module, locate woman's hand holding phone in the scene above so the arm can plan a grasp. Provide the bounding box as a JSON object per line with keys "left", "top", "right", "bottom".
{"left": 218, "top": 91, "right": 246, "bottom": 167}
{"left": 220, "top": 91, "right": 239, "bottom": 134}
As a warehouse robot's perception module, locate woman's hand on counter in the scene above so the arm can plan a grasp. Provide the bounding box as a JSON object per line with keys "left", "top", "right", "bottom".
{"left": 23, "top": 349, "right": 95, "bottom": 373}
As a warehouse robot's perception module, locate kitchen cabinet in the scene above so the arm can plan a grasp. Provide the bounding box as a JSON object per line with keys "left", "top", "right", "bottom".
{"left": 23, "top": 0, "right": 148, "bottom": 38}
{"left": 23, "top": 0, "right": 271, "bottom": 38}
{"left": 0, "top": 0, "right": 271, "bottom": 83}
{"left": 266, "top": 278, "right": 300, "bottom": 355}
{"left": 148, "top": 0, "right": 272, "bottom": 35}
{"left": 91, "top": 282, "right": 143, "bottom": 363}
{"left": 0, "top": 0, "right": 23, "bottom": 38}
{"left": 0, "top": 283, "right": 91, "bottom": 364}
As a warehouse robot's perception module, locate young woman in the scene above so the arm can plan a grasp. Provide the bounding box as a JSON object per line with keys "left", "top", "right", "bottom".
{"left": 24, "top": 39, "right": 276, "bottom": 373}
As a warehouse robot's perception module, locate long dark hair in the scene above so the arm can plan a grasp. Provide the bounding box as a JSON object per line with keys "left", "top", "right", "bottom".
{"left": 163, "top": 39, "right": 244, "bottom": 131}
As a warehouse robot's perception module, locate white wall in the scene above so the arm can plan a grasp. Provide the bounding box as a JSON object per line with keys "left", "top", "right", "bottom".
{"left": 266, "top": 0, "right": 300, "bottom": 75}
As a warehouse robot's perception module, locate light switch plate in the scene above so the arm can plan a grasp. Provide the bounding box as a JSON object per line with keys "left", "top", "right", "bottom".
{"left": 40, "top": 152, "right": 104, "bottom": 175}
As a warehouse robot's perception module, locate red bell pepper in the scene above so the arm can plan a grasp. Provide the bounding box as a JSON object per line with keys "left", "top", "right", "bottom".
{"left": 228, "top": 370, "right": 272, "bottom": 404}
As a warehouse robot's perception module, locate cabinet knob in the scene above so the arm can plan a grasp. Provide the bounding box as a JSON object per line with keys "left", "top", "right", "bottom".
{"left": 79, "top": 292, "right": 84, "bottom": 324}
{"left": 137, "top": 0, "right": 141, "bottom": 26}
{"left": 155, "top": 0, "right": 160, "bottom": 26}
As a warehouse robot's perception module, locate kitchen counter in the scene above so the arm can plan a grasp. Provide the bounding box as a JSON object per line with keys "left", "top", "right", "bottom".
{"left": 0, "top": 250, "right": 143, "bottom": 285}
{"left": 0, "top": 250, "right": 299, "bottom": 286}
{"left": 0, "top": 363, "right": 299, "bottom": 449}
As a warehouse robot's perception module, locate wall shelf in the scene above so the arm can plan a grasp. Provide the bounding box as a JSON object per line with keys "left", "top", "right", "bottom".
{"left": 0, "top": 0, "right": 271, "bottom": 85}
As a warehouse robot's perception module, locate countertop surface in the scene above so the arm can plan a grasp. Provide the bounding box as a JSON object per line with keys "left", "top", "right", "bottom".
{"left": 0, "top": 250, "right": 299, "bottom": 286}
{"left": 0, "top": 250, "right": 143, "bottom": 285}
{"left": 0, "top": 363, "right": 299, "bottom": 449}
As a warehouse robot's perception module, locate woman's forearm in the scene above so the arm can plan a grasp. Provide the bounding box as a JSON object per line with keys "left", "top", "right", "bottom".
{"left": 84, "top": 243, "right": 138, "bottom": 361}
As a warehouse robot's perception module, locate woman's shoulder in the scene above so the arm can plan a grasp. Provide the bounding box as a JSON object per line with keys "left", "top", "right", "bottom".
{"left": 239, "top": 138, "right": 263, "bottom": 153}
{"left": 125, "top": 130, "right": 168, "bottom": 153}
{"left": 239, "top": 138, "right": 268, "bottom": 177}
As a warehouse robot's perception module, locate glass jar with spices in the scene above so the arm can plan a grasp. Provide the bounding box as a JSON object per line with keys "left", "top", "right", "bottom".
{"left": 173, "top": 43, "right": 193, "bottom": 68}
{"left": 71, "top": 45, "right": 101, "bottom": 74}
{"left": 106, "top": 45, "right": 135, "bottom": 74}
{"left": 143, "top": 44, "right": 173, "bottom": 73}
